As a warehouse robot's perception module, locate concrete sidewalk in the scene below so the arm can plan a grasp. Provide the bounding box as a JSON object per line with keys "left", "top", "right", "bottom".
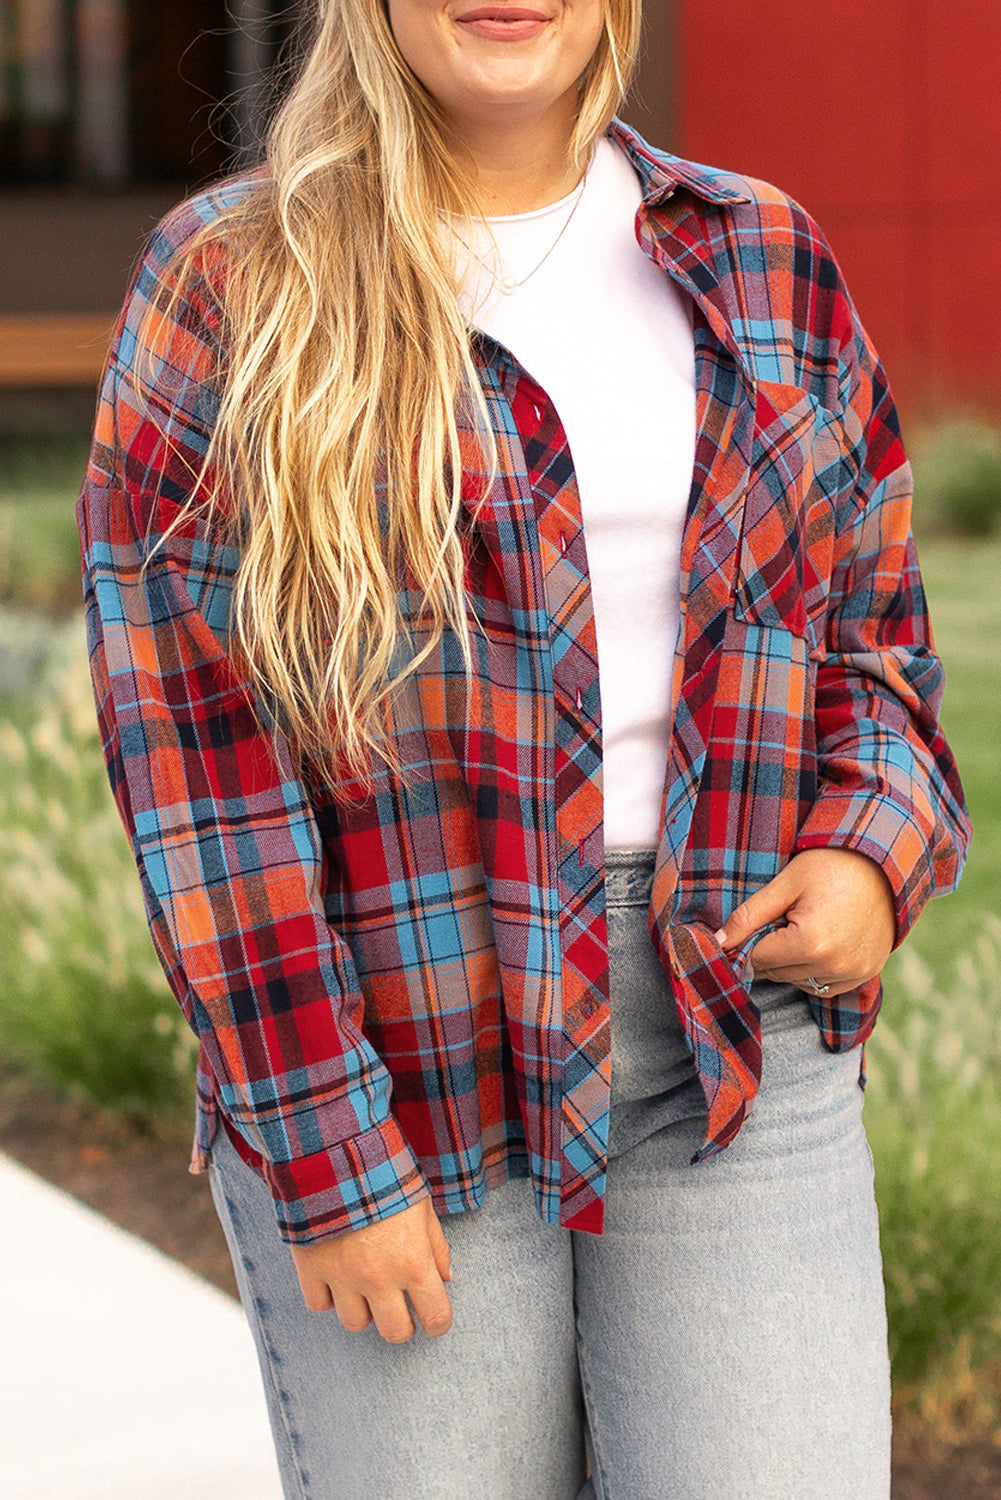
{"left": 0, "top": 1151, "right": 283, "bottom": 1500}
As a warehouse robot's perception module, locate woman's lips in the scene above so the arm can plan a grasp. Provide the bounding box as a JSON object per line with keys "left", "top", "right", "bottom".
{"left": 456, "top": 8, "right": 550, "bottom": 42}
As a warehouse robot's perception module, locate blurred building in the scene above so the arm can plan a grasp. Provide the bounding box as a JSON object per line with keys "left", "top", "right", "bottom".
{"left": 3, "top": 1, "right": 996, "bottom": 422}
{"left": 1, "top": 1, "right": 300, "bottom": 310}
{"left": 0, "top": 0, "right": 311, "bottom": 423}
{"left": 674, "top": 0, "right": 1001, "bottom": 420}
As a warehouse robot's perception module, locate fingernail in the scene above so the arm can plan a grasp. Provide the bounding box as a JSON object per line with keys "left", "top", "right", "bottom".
{"left": 714, "top": 929, "right": 726, "bottom": 944}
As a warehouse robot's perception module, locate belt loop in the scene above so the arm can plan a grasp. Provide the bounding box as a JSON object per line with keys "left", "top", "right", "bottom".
{"left": 604, "top": 849, "right": 657, "bottom": 908}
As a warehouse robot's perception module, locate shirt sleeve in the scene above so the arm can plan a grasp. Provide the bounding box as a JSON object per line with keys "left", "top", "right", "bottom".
{"left": 793, "top": 284, "right": 971, "bottom": 942}
{"left": 77, "top": 202, "right": 430, "bottom": 1244}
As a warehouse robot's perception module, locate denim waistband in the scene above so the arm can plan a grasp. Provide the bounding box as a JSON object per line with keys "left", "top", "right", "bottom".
{"left": 604, "top": 849, "right": 657, "bottom": 908}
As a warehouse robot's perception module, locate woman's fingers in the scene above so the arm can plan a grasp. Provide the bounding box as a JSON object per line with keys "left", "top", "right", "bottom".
{"left": 426, "top": 1199, "right": 454, "bottom": 1285}
{"left": 292, "top": 1262, "right": 336, "bottom": 1313}
{"left": 716, "top": 847, "right": 896, "bottom": 994}
{"left": 341, "top": 1263, "right": 452, "bottom": 1343}
{"left": 744, "top": 922, "right": 815, "bottom": 974}
{"left": 365, "top": 1288, "right": 417, "bottom": 1344}
{"left": 714, "top": 867, "right": 795, "bottom": 952}
{"left": 751, "top": 961, "right": 867, "bottom": 997}
{"left": 342, "top": 1263, "right": 452, "bottom": 1343}
{"left": 288, "top": 1196, "right": 454, "bottom": 1342}
{"left": 405, "top": 1268, "right": 454, "bottom": 1338}
{"left": 747, "top": 922, "right": 852, "bottom": 985}
{"left": 332, "top": 1289, "right": 374, "bottom": 1333}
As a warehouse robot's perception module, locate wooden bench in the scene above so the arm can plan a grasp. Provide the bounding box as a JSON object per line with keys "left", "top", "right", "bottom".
{"left": 0, "top": 314, "right": 117, "bottom": 388}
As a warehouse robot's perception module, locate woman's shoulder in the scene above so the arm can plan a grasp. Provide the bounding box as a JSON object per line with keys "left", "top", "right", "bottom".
{"left": 611, "top": 120, "right": 832, "bottom": 249}
{"left": 112, "top": 167, "right": 274, "bottom": 385}
{"left": 139, "top": 167, "right": 272, "bottom": 283}
{"left": 101, "top": 171, "right": 272, "bottom": 449}
{"left": 612, "top": 122, "right": 864, "bottom": 395}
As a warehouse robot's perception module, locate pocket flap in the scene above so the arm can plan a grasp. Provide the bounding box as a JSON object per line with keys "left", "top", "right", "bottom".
{"left": 734, "top": 383, "right": 843, "bottom": 640}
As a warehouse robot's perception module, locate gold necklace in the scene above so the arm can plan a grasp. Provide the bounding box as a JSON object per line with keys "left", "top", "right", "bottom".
{"left": 453, "top": 167, "right": 589, "bottom": 297}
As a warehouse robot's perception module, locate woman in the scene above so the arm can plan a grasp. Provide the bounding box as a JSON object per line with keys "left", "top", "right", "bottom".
{"left": 78, "top": 1, "right": 969, "bottom": 1496}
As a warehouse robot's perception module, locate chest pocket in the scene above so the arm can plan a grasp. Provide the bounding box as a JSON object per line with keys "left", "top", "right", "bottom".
{"left": 733, "top": 382, "right": 845, "bottom": 648}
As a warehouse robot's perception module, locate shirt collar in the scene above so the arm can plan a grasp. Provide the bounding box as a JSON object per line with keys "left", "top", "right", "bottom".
{"left": 607, "top": 117, "right": 752, "bottom": 208}
{"left": 473, "top": 119, "right": 756, "bottom": 381}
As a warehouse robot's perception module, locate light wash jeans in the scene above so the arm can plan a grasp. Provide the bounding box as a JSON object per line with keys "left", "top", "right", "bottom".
{"left": 208, "top": 851, "right": 891, "bottom": 1499}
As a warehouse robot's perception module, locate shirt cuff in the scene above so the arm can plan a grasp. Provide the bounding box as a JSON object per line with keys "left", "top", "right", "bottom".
{"left": 794, "top": 788, "right": 934, "bottom": 946}
{"left": 221, "top": 1111, "right": 431, "bottom": 1243}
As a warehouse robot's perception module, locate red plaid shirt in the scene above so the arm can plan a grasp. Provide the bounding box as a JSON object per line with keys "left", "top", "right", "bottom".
{"left": 78, "top": 121, "right": 969, "bottom": 1243}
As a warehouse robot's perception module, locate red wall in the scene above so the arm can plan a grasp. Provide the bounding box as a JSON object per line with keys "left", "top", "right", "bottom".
{"left": 676, "top": 0, "right": 1001, "bottom": 422}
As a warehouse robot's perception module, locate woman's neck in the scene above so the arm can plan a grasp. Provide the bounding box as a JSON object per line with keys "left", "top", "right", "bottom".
{"left": 447, "top": 95, "right": 584, "bottom": 214}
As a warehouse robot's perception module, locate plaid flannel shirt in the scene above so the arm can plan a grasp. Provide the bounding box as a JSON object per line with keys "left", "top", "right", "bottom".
{"left": 78, "top": 120, "right": 969, "bottom": 1243}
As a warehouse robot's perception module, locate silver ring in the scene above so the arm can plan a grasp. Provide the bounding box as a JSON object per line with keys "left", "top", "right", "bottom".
{"left": 806, "top": 976, "right": 832, "bottom": 997}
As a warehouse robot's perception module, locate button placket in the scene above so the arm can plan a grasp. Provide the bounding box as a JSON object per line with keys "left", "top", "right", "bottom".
{"left": 513, "top": 372, "right": 610, "bottom": 1234}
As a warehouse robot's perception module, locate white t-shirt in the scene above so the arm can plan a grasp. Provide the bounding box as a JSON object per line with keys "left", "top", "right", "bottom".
{"left": 451, "top": 137, "right": 697, "bottom": 851}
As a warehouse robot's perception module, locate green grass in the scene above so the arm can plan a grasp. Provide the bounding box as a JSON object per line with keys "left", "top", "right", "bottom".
{"left": 910, "top": 418, "right": 1001, "bottom": 539}
{"left": 864, "top": 538, "right": 1001, "bottom": 1429}
{"left": 883, "top": 538, "right": 1001, "bottom": 980}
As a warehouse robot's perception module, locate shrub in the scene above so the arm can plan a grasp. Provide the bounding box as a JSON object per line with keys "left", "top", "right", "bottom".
{"left": 0, "top": 432, "right": 90, "bottom": 615}
{"left": 910, "top": 418, "right": 1001, "bottom": 539}
{"left": 0, "top": 432, "right": 90, "bottom": 495}
{"left": 0, "top": 620, "right": 196, "bottom": 1124}
{"left": 866, "top": 928, "right": 1001, "bottom": 1435}
{"left": 0, "top": 496, "right": 85, "bottom": 615}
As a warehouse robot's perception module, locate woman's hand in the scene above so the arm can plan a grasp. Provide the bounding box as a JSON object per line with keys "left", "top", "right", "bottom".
{"left": 714, "top": 847, "right": 897, "bottom": 997}
{"left": 289, "top": 1196, "right": 454, "bottom": 1343}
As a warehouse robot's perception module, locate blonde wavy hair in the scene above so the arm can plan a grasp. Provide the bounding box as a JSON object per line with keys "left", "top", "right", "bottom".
{"left": 162, "top": 0, "right": 642, "bottom": 784}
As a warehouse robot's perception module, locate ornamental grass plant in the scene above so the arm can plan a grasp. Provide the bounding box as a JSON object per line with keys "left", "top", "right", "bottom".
{"left": 0, "top": 619, "right": 197, "bottom": 1125}
{"left": 866, "top": 933, "right": 1001, "bottom": 1438}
